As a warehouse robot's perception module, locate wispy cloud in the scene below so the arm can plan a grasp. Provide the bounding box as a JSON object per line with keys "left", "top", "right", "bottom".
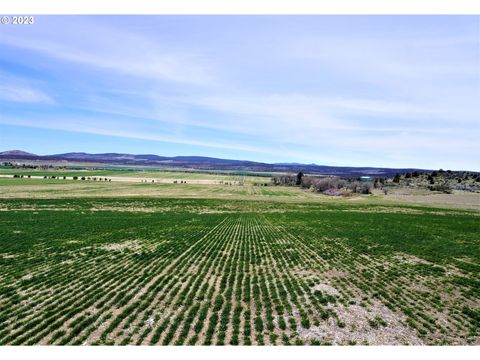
{"left": 0, "top": 17, "right": 215, "bottom": 86}
{"left": 0, "top": 115, "right": 269, "bottom": 154}
{"left": 0, "top": 72, "right": 54, "bottom": 104}
{"left": 0, "top": 84, "right": 53, "bottom": 103}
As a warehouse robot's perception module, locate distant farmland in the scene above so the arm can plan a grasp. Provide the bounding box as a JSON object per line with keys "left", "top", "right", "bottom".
{"left": 0, "top": 197, "right": 478, "bottom": 345}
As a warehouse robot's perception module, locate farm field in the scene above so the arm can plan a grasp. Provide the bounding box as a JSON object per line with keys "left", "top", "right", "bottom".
{"left": 0, "top": 168, "right": 269, "bottom": 184}
{"left": 0, "top": 177, "right": 313, "bottom": 201}
{"left": 0, "top": 177, "right": 478, "bottom": 211}
{"left": 0, "top": 195, "right": 478, "bottom": 345}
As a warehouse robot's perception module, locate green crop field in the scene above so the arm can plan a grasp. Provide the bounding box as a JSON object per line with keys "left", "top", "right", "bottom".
{"left": 0, "top": 193, "right": 478, "bottom": 345}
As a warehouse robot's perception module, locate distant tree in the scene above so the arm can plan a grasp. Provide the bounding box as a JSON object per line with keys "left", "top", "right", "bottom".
{"left": 412, "top": 171, "right": 420, "bottom": 178}
{"left": 296, "top": 172, "right": 304, "bottom": 186}
{"left": 431, "top": 171, "right": 438, "bottom": 177}
{"left": 312, "top": 177, "right": 346, "bottom": 192}
{"left": 271, "top": 175, "right": 297, "bottom": 186}
{"left": 393, "top": 173, "right": 401, "bottom": 183}
{"left": 405, "top": 172, "right": 412, "bottom": 179}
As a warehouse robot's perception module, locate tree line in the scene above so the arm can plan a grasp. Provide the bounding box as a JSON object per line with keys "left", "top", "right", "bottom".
{"left": 271, "top": 173, "right": 372, "bottom": 195}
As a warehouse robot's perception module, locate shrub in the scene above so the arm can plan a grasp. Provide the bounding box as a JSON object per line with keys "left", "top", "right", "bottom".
{"left": 349, "top": 182, "right": 372, "bottom": 194}
{"left": 428, "top": 183, "right": 452, "bottom": 194}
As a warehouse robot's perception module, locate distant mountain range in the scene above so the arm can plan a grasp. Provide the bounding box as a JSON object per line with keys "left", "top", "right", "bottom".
{"left": 0, "top": 149, "right": 434, "bottom": 177}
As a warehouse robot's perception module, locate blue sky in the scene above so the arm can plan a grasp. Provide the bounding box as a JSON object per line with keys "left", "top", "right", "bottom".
{"left": 0, "top": 15, "right": 479, "bottom": 170}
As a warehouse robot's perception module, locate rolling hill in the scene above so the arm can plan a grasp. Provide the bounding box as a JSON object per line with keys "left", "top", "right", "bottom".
{"left": 0, "top": 150, "right": 432, "bottom": 177}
